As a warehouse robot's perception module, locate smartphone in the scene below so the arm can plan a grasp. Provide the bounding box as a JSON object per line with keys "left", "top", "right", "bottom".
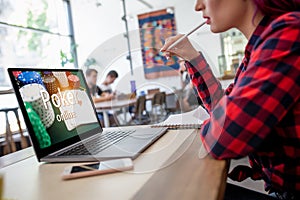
{"left": 62, "top": 158, "right": 133, "bottom": 180}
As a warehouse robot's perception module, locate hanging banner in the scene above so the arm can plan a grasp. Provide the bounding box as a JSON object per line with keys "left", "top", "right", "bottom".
{"left": 138, "top": 8, "right": 179, "bottom": 79}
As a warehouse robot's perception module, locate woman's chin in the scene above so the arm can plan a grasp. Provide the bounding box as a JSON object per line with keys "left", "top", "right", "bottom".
{"left": 210, "top": 25, "right": 226, "bottom": 33}
{"left": 209, "top": 25, "right": 218, "bottom": 33}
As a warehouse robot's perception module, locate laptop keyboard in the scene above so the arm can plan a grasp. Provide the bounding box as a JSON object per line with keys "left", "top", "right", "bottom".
{"left": 58, "top": 130, "right": 136, "bottom": 156}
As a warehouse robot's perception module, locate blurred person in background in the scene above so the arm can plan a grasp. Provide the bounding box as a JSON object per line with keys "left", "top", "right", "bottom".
{"left": 99, "top": 70, "right": 119, "bottom": 94}
{"left": 85, "top": 68, "right": 116, "bottom": 127}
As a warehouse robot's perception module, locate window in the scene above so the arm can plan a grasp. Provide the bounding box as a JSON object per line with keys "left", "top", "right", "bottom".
{"left": 0, "top": 0, "right": 78, "bottom": 136}
{"left": 218, "top": 29, "right": 247, "bottom": 77}
{"left": 0, "top": 0, "right": 77, "bottom": 87}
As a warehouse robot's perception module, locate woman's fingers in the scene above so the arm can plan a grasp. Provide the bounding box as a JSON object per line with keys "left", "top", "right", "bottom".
{"left": 160, "top": 34, "right": 184, "bottom": 52}
{"left": 161, "top": 34, "right": 186, "bottom": 60}
{"left": 165, "top": 49, "right": 183, "bottom": 60}
{"left": 160, "top": 34, "right": 200, "bottom": 61}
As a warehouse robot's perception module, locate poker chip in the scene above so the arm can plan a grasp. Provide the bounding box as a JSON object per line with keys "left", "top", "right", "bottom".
{"left": 43, "top": 75, "right": 58, "bottom": 95}
{"left": 52, "top": 72, "right": 69, "bottom": 88}
{"left": 68, "top": 74, "right": 80, "bottom": 89}
{"left": 66, "top": 71, "right": 72, "bottom": 77}
{"left": 12, "top": 71, "right": 22, "bottom": 78}
{"left": 20, "top": 83, "right": 55, "bottom": 128}
{"left": 21, "top": 84, "right": 44, "bottom": 102}
{"left": 24, "top": 102, "right": 51, "bottom": 148}
{"left": 17, "top": 71, "right": 45, "bottom": 87}
{"left": 42, "top": 71, "right": 52, "bottom": 76}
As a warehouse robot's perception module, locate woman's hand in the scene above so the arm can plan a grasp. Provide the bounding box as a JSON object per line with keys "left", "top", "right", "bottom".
{"left": 160, "top": 34, "right": 200, "bottom": 62}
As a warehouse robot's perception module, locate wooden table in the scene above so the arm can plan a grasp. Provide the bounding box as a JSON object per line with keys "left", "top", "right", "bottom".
{"left": 133, "top": 130, "right": 228, "bottom": 200}
{"left": 95, "top": 98, "right": 137, "bottom": 111}
{"left": 95, "top": 98, "right": 137, "bottom": 127}
{"left": 0, "top": 128, "right": 227, "bottom": 200}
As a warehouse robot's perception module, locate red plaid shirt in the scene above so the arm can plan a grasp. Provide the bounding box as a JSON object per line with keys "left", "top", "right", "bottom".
{"left": 186, "top": 12, "right": 300, "bottom": 193}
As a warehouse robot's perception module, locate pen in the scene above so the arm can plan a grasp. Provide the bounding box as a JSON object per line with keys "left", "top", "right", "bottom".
{"left": 167, "top": 21, "right": 206, "bottom": 50}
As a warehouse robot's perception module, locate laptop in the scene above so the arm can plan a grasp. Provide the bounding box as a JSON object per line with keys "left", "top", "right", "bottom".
{"left": 8, "top": 68, "right": 167, "bottom": 162}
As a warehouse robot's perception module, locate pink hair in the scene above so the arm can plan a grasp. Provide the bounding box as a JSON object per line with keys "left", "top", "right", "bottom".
{"left": 253, "top": 0, "right": 300, "bottom": 16}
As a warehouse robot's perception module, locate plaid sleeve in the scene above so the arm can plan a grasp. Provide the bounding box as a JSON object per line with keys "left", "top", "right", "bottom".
{"left": 185, "top": 53, "right": 225, "bottom": 112}
{"left": 199, "top": 15, "right": 300, "bottom": 159}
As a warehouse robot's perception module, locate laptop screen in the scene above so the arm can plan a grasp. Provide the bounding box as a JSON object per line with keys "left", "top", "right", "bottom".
{"left": 9, "top": 69, "right": 101, "bottom": 150}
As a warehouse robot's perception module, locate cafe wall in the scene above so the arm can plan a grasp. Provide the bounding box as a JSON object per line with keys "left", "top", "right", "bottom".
{"left": 71, "top": 0, "right": 222, "bottom": 93}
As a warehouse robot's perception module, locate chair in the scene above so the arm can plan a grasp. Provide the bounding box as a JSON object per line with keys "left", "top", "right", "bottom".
{"left": 0, "top": 107, "right": 29, "bottom": 155}
{"left": 129, "top": 95, "right": 150, "bottom": 125}
{"left": 165, "top": 93, "right": 180, "bottom": 115}
{"left": 113, "top": 93, "right": 137, "bottom": 126}
{"left": 151, "top": 92, "right": 166, "bottom": 123}
{"left": 224, "top": 183, "right": 272, "bottom": 200}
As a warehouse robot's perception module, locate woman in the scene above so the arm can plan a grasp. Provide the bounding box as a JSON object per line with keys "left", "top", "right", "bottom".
{"left": 161, "top": 0, "right": 300, "bottom": 199}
